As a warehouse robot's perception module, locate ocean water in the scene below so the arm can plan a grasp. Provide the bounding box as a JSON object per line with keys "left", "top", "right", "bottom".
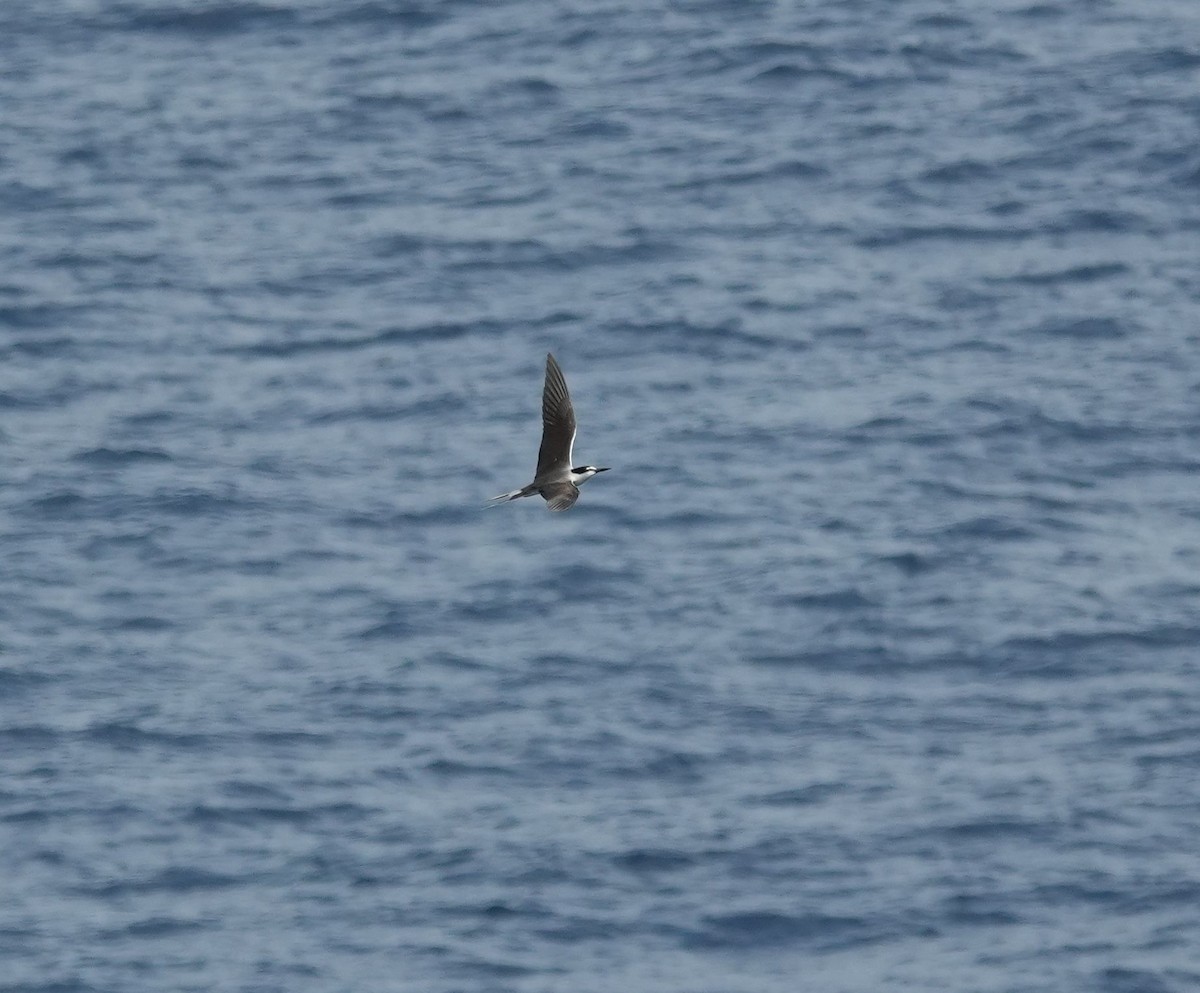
{"left": 2, "top": 1, "right": 1200, "bottom": 990}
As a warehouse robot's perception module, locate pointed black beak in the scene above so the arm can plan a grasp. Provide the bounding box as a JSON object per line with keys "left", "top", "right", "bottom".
{"left": 595, "top": 467, "right": 611, "bottom": 472}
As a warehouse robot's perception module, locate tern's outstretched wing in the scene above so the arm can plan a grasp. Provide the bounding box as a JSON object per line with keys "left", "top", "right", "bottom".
{"left": 536, "top": 353, "right": 576, "bottom": 480}
{"left": 541, "top": 481, "right": 580, "bottom": 512}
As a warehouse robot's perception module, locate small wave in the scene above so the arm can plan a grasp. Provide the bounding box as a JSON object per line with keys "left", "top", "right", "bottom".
{"left": 688, "top": 910, "right": 871, "bottom": 950}
{"left": 877, "top": 551, "right": 937, "bottom": 576}
{"left": 756, "top": 783, "right": 843, "bottom": 806}
{"left": 995, "top": 263, "right": 1128, "bottom": 285}
{"left": 750, "top": 647, "right": 891, "bottom": 671}
{"left": 82, "top": 866, "right": 245, "bottom": 898}
{"left": 1033, "top": 316, "right": 1130, "bottom": 340}
{"left": 99, "top": 916, "right": 207, "bottom": 939}
{"left": 187, "top": 804, "right": 316, "bottom": 826}
{"left": 919, "top": 159, "right": 994, "bottom": 183}
{"left": 70, "top": 447, "right": 172, "bottom": 466}
{"left": 1011, "top": 3, "right": 1066, "bottom": 19}
{"left": 0, "top": 302, "right": 85, "bottom": 329}
{"left": 1004, "top": 627, "right": 1200, "bottom": 656}
{"left": 666, "top": 159, "right": 827, "bottom": 190}
{"left": 117, "top": 2, "right": 297, "bottom": 35}
{"left": 358, "top": 615, "right": 416, "bottom": 640}
{"left": 750, "top": 63, "right": 852, "bottom": 85}
{"left": 85, "top": 723, "right": 211, "bottom": 751}
{"left": 858, "top": 224, "right": 1028, "bottom": 248}
{"left": 938, "top": 515, "right": 1035, "bottom": 541}
{"left": 777, "top": 588, "right": 875, "bottom": 610}
{"left": 0, "top": 668, "right": 53, "bottom": 692}
{"left": 100, "top": 616, "right": 176, "bottom": 633}
{"left": 941, "top": 893, "right": 1021, "bottom": 926}
{"left": 309, "top": 2, "right": 445, "bottom": 30}
{"left": 613, "top": 848, "right": 696, "bottom": 873}
{"left": 1047, "top": 208, "right": 1147, "bottom": 235}
{"left": 489, "top": 76, "right": 562, "bottom": 103}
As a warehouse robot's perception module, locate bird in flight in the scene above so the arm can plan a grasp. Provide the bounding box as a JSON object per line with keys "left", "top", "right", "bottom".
{"left": 489, "top": 353, "right": 610, "bottom": 512}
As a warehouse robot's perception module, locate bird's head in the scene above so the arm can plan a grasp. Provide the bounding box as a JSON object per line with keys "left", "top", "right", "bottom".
{"left": 572, "top": 466, "right": 611, "bottom": 484}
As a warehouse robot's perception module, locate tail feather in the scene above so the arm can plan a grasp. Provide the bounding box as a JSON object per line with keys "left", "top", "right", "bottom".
{"left": 486, "top": 484, "right": 536, "bottom": 507}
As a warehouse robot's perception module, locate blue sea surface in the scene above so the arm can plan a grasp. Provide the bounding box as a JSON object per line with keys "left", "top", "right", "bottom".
{"left": 2, "top": 1, "right": 1200, "bottom": 991}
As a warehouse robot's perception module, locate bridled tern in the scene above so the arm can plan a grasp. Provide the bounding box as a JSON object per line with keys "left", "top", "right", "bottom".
{"left": 489, "top": 353, "right": 610, "bottom": 512}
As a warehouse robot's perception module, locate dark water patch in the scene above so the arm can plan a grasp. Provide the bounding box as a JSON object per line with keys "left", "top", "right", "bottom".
{"left": 341, "top": 506, "right": 473, "bottom": 530}
{"left": 115, "top": 2, "right": 299, "bottom": 35}
{"left": 0, "top": 390, "right": 42, "bottom": 408}
{"left": 687, "top": 910, "right": 871, "bottom": 950}
{"left": 83, "top": 866, "right": 246, "bottom": 898}
{"left": 443, "top": 955, "right": 541, "bottom": 980}
{"left": 684, "top": 38, "right": 818, "bottom": 74}
{"left": 85, "top": 723, "right": 211, "bottom": 751}
{"left": 608, "top": 318, "right": 791, "bottom": 353}
{"left": 1048, "top": 209, "right": 1147, "bottom": 235}
{"left": 877, "top": 551, "right": 937, "bottom": 576}
{"left": 471, "top": 900, "right": 553, "bottom": 921}
{"left": 251, "top": 730, "right": 334, "bottom": 747}
{"left": 310, "top": 2, "right": 447, "bottom": 30}
{"left": 937, "top": 515, "right": 1035, "bottom": 541}
{"left": 147, "top": 489, "right": 264, "bottom": 518}
{"left": 1115, "top": 881, "right": 1200, "bottom": 914}
{"left": 80, "top": 531, "right": 169, "bottom": 565}
{"left": 756, "top": 783, "right": 843, "bottom": 806}
{"left": 308, "top": 401, "right": 425, "bottom": 425}
{"left": 1112, "top": 46, "right": 1200, "bottom": 76}
{"left": 777, "top": 588, "right": 875, "bottom": 610}
{"left": 490, "top": 76, "right": 562, "bottom": 103}
{"left": 813, "top": 323, "right": 868, "bottom": 339}
{"left": 550, "top": 564, "right": 642, "bottom": 604}
{"left": 1011, "top": 3, "right": 1066, "bottom": 19}
{"left": 8, "top": 335, "right": 87, "bottom": 359}
{"left": 426, "top": 759, "right": 517, "bottom": 779}
{"left": 920, "top": 159, "right": 994, "bottom": 184}
{"left": 1097, "top": 967, "right": 1178, "bottom": 993}
{"left": 0, "top": 980, "right": 104, "bottom": 993}
{"left": 447, "top": 234, "right": 681, "bottom": 272}
{"left": 1033, "top": 316, "right": 1130, "bottom": 340}
{"left": 941, "top": 893, "right": 1021, "bottom": 926}
{"left": 0, "top": 303, "right": 84, "bottom": 330}
{"left": 226, "top": 313, "right": 575, "bottom": 358}
{"left": 1029, "top": 881, "right": 1123, "bottom": 909}
{"left": 100, "top": 615, "right": 176, "bottom": 633}
{"left": 899, "top": 39, "right": 1025, "bottom": 72}
{"left": 750, "top": 63, "right": 853, "bottom": 86}
{"left": 613, "top": 848, "right": 696, "bottom": 874}
{"left": 1003, "top": 627, "right": 1200, "bottom": 660}
{"left": 0, "top": 668, "right": 52, "bottom": 692}
{"left": 187, "top": 802, "right": 368, "bottom": 827}
{"left": 996, "top": 263, "right": 1129, "bottom": 285}
{"left": 20, "top": 486, "right": 243, "bottom": 529}
{"left": 912, "top": 14, "right": 974, "bottom": 30}
{"left": 0, "top": 725, "right": 60, "bottom": 748}
{"left": 457, "top": 592, "right": 553, "bottom": 624}
{"left": 70, "top": 447, "right": 173, "bottom": 467}
{"left": 358, "top": 614, "right": 417, "bottom": 640}
{"left": 554, "top": 112, "right": 628, "bottom": 140}
{"left": 668, "top": 158, "right": 827, "bottom": 190}
{"left": 750, "top": 647, "right": 891, "bottom": 672}
{"left": 857, "top": 224, "right": 1029, "bottom": 248}
{"left": 613, "top": 748, "right": 707, "bottom": 786}
{"left": 943, "top": 817, "right": 1054, "bottom": 841}
{"left": 98, "top": 916, "right": 207, "bottom": 939}
{"left": 327, "top": 699, "right": 421, "bottom": 722}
